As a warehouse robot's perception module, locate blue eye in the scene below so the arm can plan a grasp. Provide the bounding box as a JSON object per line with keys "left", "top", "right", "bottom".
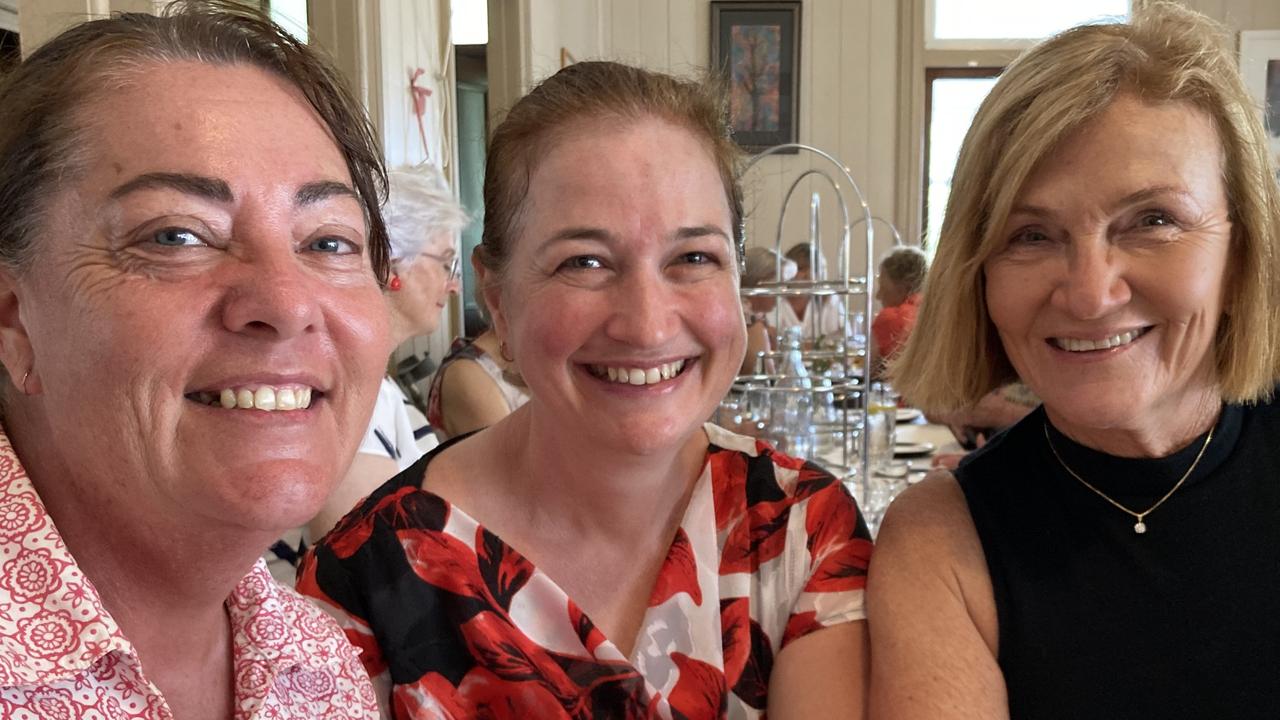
{"left": 153, "top": 228, "right": 204, "bottom": 247}
{"left": 308, "top": 236, "right": 357, "bottom": 254}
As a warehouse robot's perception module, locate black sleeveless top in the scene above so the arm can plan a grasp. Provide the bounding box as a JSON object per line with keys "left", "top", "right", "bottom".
{"left": 957, "top": 392, "right": 1280, "bottom": 719}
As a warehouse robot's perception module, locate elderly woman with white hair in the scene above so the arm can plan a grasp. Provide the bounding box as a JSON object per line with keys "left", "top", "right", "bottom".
{"left": 308, "top": 164, "right": 467, "bottom": 538}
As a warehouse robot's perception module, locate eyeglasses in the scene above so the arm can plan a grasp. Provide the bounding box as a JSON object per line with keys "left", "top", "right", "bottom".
{"left": 421, "top": 251, "right": 460, "bottom": 281}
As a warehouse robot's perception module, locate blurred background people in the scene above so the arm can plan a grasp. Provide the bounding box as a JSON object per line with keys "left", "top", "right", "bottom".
{"left": 424, "top": 323, "right": 529, "bottom": 442}
{"left": 782, "top": 241, "right": 852, "bottom": 344}
{"left": 299, "top": 61, "right": 872, "bottom": 719}
{"left": 308, "top": 163, "right": 467, "bottom": 539}
{"left": 870, "top": 5, "right": 1280, "bottom": 718}
{"left": 740, "top": 245, "right": 798, "bottom": 374}
{"left": 0, "top": 2, "right": 387, "bottom": 716}
{"left": 870, "top": 245, "right": 927, "bottom": 374}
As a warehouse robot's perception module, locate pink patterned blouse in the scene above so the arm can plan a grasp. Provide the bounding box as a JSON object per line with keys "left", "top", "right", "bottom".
{"left": 298, "top": 423, "right": 873, "bottom": 718}
{"left": 0, "top": 429, "right": 379, "bottom": 719}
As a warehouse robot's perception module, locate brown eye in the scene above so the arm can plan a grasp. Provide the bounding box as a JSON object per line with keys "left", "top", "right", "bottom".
{"left": 559, "top": 255, "right": 604, "bottom": 271}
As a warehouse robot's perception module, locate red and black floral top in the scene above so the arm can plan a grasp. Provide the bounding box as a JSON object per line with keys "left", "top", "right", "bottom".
{"left": 297, "top": 423, "right": 872, "bottom": 719}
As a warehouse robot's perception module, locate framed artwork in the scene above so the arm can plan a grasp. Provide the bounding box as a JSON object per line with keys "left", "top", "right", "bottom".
{"left": 711, "top": 1, "right": 801, "bottom": 153}
{"left": 1240, "top": 30, "right": 1280, "bottom": 174}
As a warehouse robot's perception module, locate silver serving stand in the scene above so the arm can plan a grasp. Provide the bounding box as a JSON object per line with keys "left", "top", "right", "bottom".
{"left": 731, "top": 143, "right": 878, "bottom": 498}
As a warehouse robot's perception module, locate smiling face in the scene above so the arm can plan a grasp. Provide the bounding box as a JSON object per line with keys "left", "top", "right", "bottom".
{"left": 485, "top": 116, "right": 746, "bottom": 457}
{"left": 983, "top": 93, "right": 1233, "bottom": 455}
{"left": 7, "top": 61, "right": 390, "bottom": 533}
{"left": 391, "top": 233, "right": 459, "bottom": 339}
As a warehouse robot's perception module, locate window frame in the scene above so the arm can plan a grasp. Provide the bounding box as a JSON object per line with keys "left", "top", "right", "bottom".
{"left": 921, "top": 66, "right": 1003, "bottom": 250}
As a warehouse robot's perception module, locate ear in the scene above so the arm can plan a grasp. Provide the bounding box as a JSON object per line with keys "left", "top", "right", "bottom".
{"left": 0, "top": 269, "right": 37, "bottom": 395}
{"left": 472, "top": 251, "right": 509, "bottom": 343}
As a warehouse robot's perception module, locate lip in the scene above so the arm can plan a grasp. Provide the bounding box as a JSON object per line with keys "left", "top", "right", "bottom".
{"left": 184, "top": 372, "right": 329, "bottom": 395}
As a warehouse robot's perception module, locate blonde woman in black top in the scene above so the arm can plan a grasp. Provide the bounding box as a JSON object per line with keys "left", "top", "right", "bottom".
{"left": 869, "top": 5, "right": 1280, "bottom": 719}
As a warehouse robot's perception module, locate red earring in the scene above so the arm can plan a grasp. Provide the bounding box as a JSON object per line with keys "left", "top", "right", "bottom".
{"left": 389, "top": 274, "right": 402, "bottom": 291}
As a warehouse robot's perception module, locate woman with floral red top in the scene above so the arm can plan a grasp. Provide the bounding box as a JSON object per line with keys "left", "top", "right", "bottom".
{"left": 298, "top": 61, "right": 873, "bottom": 719}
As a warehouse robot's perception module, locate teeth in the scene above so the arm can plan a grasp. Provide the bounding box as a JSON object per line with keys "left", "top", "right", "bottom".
{"left": 591, "top": 359, "right": 687, "bottom": 386}
{"left": 196, "top": 384, "right": 317, "bottom": 411}
{"left": 1054, "top": 330, "right": 1142, "bottom": 352}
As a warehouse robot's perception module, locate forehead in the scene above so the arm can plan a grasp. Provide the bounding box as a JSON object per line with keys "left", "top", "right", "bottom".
{"left": 1017, "top": 93, "right": 1224, "bottom": 203}
{"left": 75, "top": 60, "right": 352, "bottom": 194}
{"left": 521, "top": 117, "right": 729, "bottom": 228}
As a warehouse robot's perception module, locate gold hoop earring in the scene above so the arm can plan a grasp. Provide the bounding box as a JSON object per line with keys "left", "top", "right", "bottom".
{"left": 20, "top": 370, "right": 30, "bottom": 395}
{"left": 499, "top": 340, "right": 514, "bottom": 364}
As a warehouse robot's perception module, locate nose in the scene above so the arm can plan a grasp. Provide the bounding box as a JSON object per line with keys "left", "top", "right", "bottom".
{"left": 605, "top": 268, "right": 679, "bottom": 348}
{"left": 1052, "top": 236, "right": 1131, "bottom": 320}
{"left": 220, "top": 249, "right": 323, "bottom": 340}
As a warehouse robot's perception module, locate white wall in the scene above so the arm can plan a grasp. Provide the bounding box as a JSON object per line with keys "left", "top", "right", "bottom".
{"left": 510, "top": 0, "right": 1280, "bottom": 283}
{"left": 517, "top": 0, "right": 902, "bottom": 282}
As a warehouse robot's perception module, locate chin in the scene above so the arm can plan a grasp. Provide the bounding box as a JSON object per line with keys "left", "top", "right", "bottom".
{"left": 602, "top": 414, "right": 702, "bottom": 456}
{"left": 211, "top": 460, "right": 337, "bottom": 532}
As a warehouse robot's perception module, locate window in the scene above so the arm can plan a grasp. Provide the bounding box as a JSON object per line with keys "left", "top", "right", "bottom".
{"left": 927, "top": 0, "right": 1129, "bottom": 48}
{"left": 268, "top": 0, "right": 308, "bottom": 44}
{"left": 918, "top": 0, "right": 1131, "bottom": 252}
{"left": 923, "top": 70, "right": 998, "bottom": 251}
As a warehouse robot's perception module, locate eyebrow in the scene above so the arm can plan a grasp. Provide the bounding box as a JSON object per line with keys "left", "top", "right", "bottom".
{"left": 107, "top": 173, "right": 359, "bottom": 208}
{"left": 545, "top": 224, "right": 732, "bottom": 244}
{"left": 108, "top": 172, "right": 233, "bottom": 203}
{"left": 1008, "top": 185, "right": 1195, "bottom": 219}
{"left": 295, "top": 180, "right": 361, "bottom": 207}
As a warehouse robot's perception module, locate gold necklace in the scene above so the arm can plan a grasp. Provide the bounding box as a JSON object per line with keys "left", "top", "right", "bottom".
{"left": 1042, "top": 422, "right": 1214, "bottom": 535}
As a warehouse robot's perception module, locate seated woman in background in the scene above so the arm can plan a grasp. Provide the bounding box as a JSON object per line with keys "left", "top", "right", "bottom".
{"left": 0, "top": 2, "right": 386, "bottom": 715}
{"left": 739, "top": 245, "right": 799, "bottom": 374}
{"left": 308, "top": 164, "right": 468, "bottom": 539}
{"left": 869, "top": 245, "right": 926, "bottom": 375}
{"left": 781, "top": 241, "right": 851, "bottom": 345}
{"left": 870, "top": 5, "right": 1280, "bottom": 719}
{"left": 425, "top": 322, "right": 529, "bottom": 441}
{"left": 299, "top": 61, "right": 873, "bottom": 719}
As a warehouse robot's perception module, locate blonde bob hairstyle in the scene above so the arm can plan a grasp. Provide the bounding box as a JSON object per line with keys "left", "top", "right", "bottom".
{"left": 891, "top": 2, "right": 1280, "bottom": 413}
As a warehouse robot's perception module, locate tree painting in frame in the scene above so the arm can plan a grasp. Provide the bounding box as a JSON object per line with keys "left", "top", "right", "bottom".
{"left": 712, "top": 2, "right": 801, "bottom": 153}
{"left": 1240, "top": 31, "right": 1280, "bottom": 180}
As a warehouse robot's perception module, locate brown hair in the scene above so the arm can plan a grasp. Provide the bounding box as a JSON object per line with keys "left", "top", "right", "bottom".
{"left": 879, "top": 246, "right": 928, "bottom": 295}
{"left": 477, "top": 61, "right": 743, "bottom": 282}
{"left": 891, "top": 2, "right": 1280, "bottom": 411}
{"left": 0, "top": 0, "right": 389, "bottom": 282}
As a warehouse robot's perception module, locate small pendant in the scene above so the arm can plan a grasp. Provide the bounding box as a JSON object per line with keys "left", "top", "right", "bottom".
{"left": 1134, "top": 520, "right": 1147, "bottom": 534}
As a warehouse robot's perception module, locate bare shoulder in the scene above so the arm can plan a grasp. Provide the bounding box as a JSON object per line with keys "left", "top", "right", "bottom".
{"left": 871, "top": 470, "right": 993, "bottom": 631}
{"left": 439, "top": 359, "right": 513, "bottom": 438}
{"left": 867, "top": 470, "right": 1007, "bottom": 720}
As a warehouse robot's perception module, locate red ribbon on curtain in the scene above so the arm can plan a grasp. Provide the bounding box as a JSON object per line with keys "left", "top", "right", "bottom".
{"left": 409, "top": 67, "right": 433, "bottom": 160}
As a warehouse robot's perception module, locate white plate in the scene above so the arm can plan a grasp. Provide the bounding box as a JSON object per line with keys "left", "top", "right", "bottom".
{"left": 894, "top": 441, "right": 936, "bottom": 458}
{"left": 896, "top": 408, "right": 923, "bottom": 423}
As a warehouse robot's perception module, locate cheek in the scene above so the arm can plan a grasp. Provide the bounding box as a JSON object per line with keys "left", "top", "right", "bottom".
{"left": 332, "top": 286, "right": 393, "bottom": 364}
{"left": 983, "top": 266, "right": 1036, "bottom": 334}
{"left": 695, "top": 285, "right": 748, "bottom": 349}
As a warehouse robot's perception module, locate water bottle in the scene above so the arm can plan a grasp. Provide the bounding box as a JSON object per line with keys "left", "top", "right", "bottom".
{"left": 771, "top": 326, "right": 815, "bottom": 458}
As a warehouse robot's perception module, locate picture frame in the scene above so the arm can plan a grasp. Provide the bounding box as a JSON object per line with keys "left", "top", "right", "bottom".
{"left": 711, "top": 1, "right": 802, "bottom": 153}
{"left": 1240, "top": 30, "right": 1280, "bottom": 174}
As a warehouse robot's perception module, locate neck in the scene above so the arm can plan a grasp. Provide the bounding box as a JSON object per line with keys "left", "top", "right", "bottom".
{"left": 1046, "top": 383, "right": 1223, "bottom": 458}
{"left": 3, "top": 413, "right": 262, "bottom": 675}
{"left": 388, "top": 306, "right": 418, "bottom": 348}
{"left": 488, "top": 404, "right": 707, "bottom": 542}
